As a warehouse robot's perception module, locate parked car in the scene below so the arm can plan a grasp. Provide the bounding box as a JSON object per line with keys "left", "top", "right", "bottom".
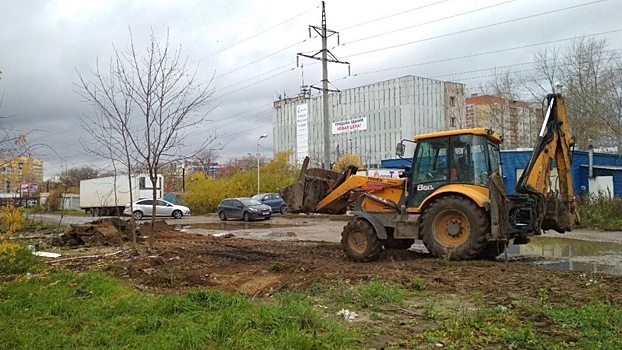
{"left": 251, "top": 193, "right": 287, "bottom": 214}
{"left": 217, "top": 197, "right": 272, "bottom": 221}
{"left": 124, "top": 198, "right": 190, "bottom": 220}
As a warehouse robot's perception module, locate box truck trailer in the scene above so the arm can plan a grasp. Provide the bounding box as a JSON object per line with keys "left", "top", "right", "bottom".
{"left": 79, "top": 174, "right": 163, "bottom": 216}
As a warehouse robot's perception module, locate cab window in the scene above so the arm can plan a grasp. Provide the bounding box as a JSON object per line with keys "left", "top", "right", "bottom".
{"left": 411, "top": 138, "right": 448, "bottom": 183}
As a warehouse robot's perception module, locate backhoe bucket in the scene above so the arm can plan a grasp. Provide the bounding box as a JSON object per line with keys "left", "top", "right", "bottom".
{"left": 279, "top": 156, "right": 357, "bottom": 214}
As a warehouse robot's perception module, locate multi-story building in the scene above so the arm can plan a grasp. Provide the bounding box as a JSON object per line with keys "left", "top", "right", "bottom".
{"left": 0, "top": 156, "right": 43, "bottom": 193}
{"left": 273, "top": 75, "right": 465, "bottom": 168}
{"left": 465, "top": 94, "right": 539, "bottom": 149}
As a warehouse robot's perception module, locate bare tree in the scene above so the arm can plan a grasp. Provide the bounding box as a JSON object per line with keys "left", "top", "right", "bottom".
{"left": 524, "top": 46, "right": 562, "bottom": 100}
{"left": 527, "top": 38, "right": 621, "bottom": 150}
{"left": 0, "top": 94, "right": 38, "bottom": 194}
{"left": 59, "top": 166, "right": 99, "bottom": 187}
{"left": 604, "top": 60, "right": 622, "bottom": 152}
{"left": 478, "top": 69, "right": 523, "bottom": 149}
{"left": 194, "top": 147, "right": 221, "bottom": 179}
{"left": 77, "top": 29, "right": 216, "bottom": 250}
{"left": 226, "top": 154, "right": 260, "bottom": 172}
{"left": 561, "top": 37, "right": 617, "bottom": 149}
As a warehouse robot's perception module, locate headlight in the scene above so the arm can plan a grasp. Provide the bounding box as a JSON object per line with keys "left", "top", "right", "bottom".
{"left": 249, "top": 207, "right": 258, "bottom": 212}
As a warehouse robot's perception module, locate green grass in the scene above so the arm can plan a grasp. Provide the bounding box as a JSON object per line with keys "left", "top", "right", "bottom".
{"left": 0, "top": 268, "right": 360, "bottom": 350}
{"left": 412, "top": 301, "right": 622, "bottom": 350}
{"left": 2, "top": 246, "right": 622, "bottom": 349}
{"left": 578, "top": 196, "right": 622, "bottom": 231}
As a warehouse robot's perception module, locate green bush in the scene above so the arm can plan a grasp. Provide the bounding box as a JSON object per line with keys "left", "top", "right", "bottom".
{"left": 0, "top": 243, "right": 41, "bottom": 275}
{"left": 578, "top": 195, "right": 622, "bottom": 230}
{"left": 183, "top": 151, "right": 298, "bottom": 214}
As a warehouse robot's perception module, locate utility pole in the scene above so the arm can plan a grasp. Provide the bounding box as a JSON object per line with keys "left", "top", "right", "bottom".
{"left": 297, "top": 1, "right": 349, "bottom": 169}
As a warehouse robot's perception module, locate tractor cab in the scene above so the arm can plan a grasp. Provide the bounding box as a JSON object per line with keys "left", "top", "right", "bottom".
{"left": 405, "top": 128, "right": 502, "bottom": 207}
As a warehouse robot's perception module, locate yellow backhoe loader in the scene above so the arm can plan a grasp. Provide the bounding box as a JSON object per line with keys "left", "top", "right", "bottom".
{"left": 280, "top": 93, "right": 579, "bottom": 261}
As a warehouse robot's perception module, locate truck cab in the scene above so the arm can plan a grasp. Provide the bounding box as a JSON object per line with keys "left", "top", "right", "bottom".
{"left": 407, "top": 129, "right": 502, "bottom": 208}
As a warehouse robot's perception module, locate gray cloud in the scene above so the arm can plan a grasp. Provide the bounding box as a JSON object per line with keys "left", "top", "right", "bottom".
{"left": 0, "top": 0, "right": 620, "bottom": 178}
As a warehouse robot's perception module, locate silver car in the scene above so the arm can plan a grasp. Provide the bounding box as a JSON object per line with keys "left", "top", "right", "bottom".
{"left": 124, "top": 198, "right": 190, "bottom": 220}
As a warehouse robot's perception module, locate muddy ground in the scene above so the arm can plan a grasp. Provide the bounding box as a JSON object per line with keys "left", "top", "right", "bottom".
{"left": 24, "top": 214, "right": 622, "bottom": 309}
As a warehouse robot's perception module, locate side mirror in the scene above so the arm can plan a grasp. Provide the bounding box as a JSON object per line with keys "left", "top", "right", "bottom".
{"left": 395, "top": 143, "right": 405, "bottom": 157}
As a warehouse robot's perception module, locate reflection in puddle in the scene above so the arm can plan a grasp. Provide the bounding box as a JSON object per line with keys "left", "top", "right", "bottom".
{"left": 507, "top": 237, "right": 622, "bottom": 276}
{"left": 176, "top": 222, "right": 299, "bottom": 231}
{"left": 170, "top": 222, "right": 299, "bottom": 239}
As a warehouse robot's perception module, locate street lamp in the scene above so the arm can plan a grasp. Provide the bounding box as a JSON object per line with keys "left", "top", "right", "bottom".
{"left": 257, "top": 133, "right": 268, "bottom": 194}
{"left": 181, "top": 162, "right": 185, "bottom": 192}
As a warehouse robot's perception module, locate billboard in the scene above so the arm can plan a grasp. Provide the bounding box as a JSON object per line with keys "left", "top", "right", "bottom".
{"left": 18, "top": 182, "right": 39, "bottom": 193}
{"left": 332, "top": 117, "right": 367, "bottom": 135}
{"left": 296, "top": 104, "right": 309, "bottom": 164}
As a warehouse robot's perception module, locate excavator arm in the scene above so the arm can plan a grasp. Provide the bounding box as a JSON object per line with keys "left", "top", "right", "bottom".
{"left": 515, "top": 93, "right": 579, "bottom": 233}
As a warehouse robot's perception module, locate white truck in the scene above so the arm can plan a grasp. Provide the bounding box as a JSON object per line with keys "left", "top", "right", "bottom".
{"left": 79, "top": 174, "right": 163, "bottom": 216}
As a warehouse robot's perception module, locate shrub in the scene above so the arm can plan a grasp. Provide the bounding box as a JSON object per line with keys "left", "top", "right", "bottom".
{"left": 0, "top": 243, "right": 40, "bottom": 274}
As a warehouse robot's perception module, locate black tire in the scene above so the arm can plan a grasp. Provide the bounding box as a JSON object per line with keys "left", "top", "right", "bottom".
{"left": 243, "top": 212, "right": 251, "bottom": 222}
{"left": 341, "top": 218, "right": 383, "bottom": 262}
{"left": 421, "top": 196, "right": 488, "bottom": 260}
{"left": 265, "top": 216, "right": 271, "bottom": 220}
{"left": 172, "top": 210, "right": 183, "bottom": 219}
{"left": 280, "top": 205, "right": 287, "bottom": 214}
{"left": 133, "top": 211, "right": 143, "bottom": 220}
{"left": 382, "top": 238, "right": 415, "bottom": 250}
{"left": 218, "top": 211, "right": 227, "bottom": 221}
{"left": 479, "top": 241, "right": 507, "bottom": 260}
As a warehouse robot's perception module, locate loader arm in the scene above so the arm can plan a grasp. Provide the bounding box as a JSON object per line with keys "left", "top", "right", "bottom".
{"left": 279, "top": 156, "right": 405, "bottom": 214}
{"left": 515, "top": 93, "right": 579, "bottom": 233}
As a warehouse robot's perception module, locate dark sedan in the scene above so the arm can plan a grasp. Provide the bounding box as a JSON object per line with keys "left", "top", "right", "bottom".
{"left": 251, "top": 193, "right": 287, "bottom": 214}
{"left": 217, "top": 197, "right": 272, "bottom": 221}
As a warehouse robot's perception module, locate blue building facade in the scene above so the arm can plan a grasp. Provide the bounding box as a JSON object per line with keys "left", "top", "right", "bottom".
{"left": 381, "top": 150, "right": 622, "bottom": 197}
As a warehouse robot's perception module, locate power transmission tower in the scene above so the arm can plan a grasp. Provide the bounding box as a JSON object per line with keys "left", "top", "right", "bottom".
{"left": 297, "top": 1, "right": 349, "bottom": 169}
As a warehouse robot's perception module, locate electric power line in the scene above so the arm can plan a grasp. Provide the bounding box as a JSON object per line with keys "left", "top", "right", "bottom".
{"left": 341, "top": 0, "right": 518, "bottom": 47}
{"left": 341, "top": 0, "right": 608, "bottom": 59}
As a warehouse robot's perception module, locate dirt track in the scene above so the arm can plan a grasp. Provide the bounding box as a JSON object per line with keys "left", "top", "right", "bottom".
{"left": 34, "top": 214, "right": 622, "bottom": 308}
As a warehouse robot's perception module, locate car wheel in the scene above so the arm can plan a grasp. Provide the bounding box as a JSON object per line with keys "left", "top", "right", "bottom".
{"left": 133, "top": 211, "right": 143, "bottom": 220}
{"left": 243, "top": 212, "right": 251, "bottom": 222}
{"left": 172, "top": 210, "right": 183, "bottom": 219}
{"left": 280, "top": 205, "right": 287, "bottom": 214}
{"left": 265, "top": 216, "right": 271, "bottom": 220}
{"left": 218, "top": 211, "right": 227, "bottom": 221}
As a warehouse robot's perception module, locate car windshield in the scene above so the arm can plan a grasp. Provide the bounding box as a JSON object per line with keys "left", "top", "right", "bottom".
{"left": 251, "top": 194, "right": 264, "bottom": 201}
{"left": 240, "top": 198, "right": 262, "bottom": 206}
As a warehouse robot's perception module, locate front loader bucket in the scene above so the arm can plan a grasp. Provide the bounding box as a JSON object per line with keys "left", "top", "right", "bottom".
{"left": 279, "top": 156, "right": 357, "bottom": 214}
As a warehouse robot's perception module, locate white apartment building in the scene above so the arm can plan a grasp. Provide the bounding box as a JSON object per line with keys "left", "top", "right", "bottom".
{"left": 272, "top": 75, "right": 465, "bottom": 168}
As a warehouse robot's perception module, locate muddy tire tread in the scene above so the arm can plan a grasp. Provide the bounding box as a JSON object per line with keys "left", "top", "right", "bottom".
{"left": 341, "top": 218, "right": 383, "bottom": 262}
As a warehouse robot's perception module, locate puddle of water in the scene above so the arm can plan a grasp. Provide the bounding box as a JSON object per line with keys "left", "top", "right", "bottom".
{"left": 506, "top": 236, "right": 622, "bottom": 276}
{"left": 176, "top": 222, "right": 300, "bottom": 231}
{"left": 536, "top": 260, "right": 622, "bottom": 275}
{"left": 244, "top": 231, "right": 297, "bottom": 238}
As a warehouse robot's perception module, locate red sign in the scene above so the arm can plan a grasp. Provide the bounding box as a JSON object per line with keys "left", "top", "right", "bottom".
{"left": 18, "top": 182, "right": 38, "bottom": 193}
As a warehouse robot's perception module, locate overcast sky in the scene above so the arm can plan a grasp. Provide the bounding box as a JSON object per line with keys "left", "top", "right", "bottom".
{"left": 1, "top": 0, "right": 620, "bottom": 178}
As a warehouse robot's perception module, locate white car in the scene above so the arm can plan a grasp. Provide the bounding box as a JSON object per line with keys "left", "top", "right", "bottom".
{"left": 124, "top": 198, "right": 190, "bottom": 220}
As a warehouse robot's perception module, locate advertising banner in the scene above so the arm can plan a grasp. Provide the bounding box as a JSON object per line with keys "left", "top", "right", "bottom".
{"left": 18, "top": 182, "right": 38, "bottom": 193}
{"left": 296, "top": 104, "right": 309, "bottom": 164}
{"left": 332, "top": 117, "right": 367, "bottom": 134}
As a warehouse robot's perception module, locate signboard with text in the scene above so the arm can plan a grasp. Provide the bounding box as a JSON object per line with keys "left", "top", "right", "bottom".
{"left": 18, "top": 182, "right": 38, "bottom": 193}
{"left": 296, "top": 104, "right": 309, "bottom": 164}
{"left": 332, "top": 117, "right": 367, "bottom": 135}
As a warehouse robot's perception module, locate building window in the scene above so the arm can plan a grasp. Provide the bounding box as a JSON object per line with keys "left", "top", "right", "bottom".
{"left": 450, "top": 117, "right": 456, "bottom": 127}
{"left": 449, "top": 96, "right": 456, "bottom": 107}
